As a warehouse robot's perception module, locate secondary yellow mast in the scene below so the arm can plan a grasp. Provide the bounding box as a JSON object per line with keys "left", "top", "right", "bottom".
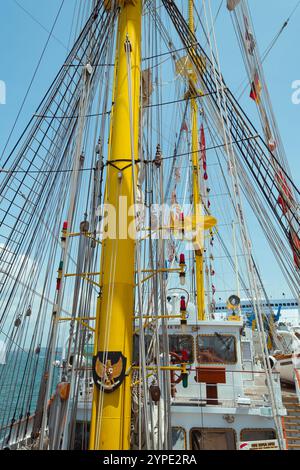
{"left": 89, "top": 0, "right": 142, "bottom": 451}
{"left": 189, "top": 0, "right": 205, "bottom": 321}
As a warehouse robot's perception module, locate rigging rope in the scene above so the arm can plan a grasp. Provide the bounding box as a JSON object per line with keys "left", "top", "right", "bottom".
{"left": 0, "top": 0, "right": 66, "bottom": 164}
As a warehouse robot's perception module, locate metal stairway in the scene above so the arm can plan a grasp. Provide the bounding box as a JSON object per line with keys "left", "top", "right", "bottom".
{"left": 283, "top": 394, "right": 300, "bottom": 450}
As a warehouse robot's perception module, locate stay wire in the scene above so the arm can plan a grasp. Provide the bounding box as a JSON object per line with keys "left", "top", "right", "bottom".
{"left": 0, "top": 0, "right": 66, "bottom": 164}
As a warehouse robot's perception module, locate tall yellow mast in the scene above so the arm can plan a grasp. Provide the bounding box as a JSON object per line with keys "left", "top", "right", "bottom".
{"left": 89, "top": 0, "right": 142, "bottom": 450}
{"left": 189, "top": 0, "right": 205, "bottom": 321}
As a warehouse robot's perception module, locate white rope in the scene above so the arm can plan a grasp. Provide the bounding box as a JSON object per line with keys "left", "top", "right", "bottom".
{"left": 39, "top": 48, "right": 93, "bottom": 448}
{"left": 125, "top": 29, "right": 152, "bottom": 450}
{"left": 202, "top": 0, "right": 285, "bottom": 448}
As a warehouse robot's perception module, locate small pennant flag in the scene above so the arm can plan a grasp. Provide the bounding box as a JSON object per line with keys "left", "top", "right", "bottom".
{"left": 250, "top": 70, "right": 262, "bottom": 103}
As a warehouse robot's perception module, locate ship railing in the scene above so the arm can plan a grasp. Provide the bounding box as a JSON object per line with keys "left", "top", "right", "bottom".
{"left": 0, "top": 413, "right": 35, "bottom": 449}
{"left": 173, "top": 368, "right": 283, "bottom": 412}
{"left": 76, "top": 366, "right": 284, "bottom": 411}
{"left": 295, "top": 369, "right": 300, "bottom": 404}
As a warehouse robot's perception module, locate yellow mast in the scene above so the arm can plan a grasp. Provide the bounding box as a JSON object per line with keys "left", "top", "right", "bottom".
{"left": 89, "top": 0, "right": 142, "bottom": 450}
{"left": 189, "top": 0, "right": 205, "bottom": 321}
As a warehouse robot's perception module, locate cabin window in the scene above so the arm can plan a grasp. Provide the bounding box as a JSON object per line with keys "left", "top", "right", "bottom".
{"left": 172, "top": 427, "right": 186, "bottom": 450}
{"left": 240, "top": 429, "right": 276, "bottom": 441}
{"left": 197, "top": 334, "right": 237, "bottom": 364}
{"left": 168, "top": 335, "right": 194, "bottom": 363}
{"left": 132, "top": 334, "right": 153, "bottom": 364}
{"left": 190, "top": 428, "right": 236, "bottom": 450}
{"left": 74, "top": 421, "right": 90, "bottom": 450}
{"left": 133, "top": 334, "right": 194, "bottom": 364}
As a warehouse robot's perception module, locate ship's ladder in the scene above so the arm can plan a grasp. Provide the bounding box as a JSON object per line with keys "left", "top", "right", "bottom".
{"left": 282, "top": 394, "right": 300, "bottom": 450}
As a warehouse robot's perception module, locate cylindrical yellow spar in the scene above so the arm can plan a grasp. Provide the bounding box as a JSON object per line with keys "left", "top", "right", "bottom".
{"left": 89, "top": 0, "right": 142, "bottom": 450}
{"left": 189, "top": 0, "right": 205, "bottom": 321}
{"left": 191, "top": 98, "right": 206, "bottom": 320}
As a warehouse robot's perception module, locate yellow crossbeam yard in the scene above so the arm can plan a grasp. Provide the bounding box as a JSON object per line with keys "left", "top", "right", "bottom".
{"left": 58, "top": 317, "right": 96, "bottom": 333}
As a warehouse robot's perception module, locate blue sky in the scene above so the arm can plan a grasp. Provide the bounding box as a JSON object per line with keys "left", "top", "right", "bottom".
{"left": 1, "top": 0, "right": 299, "bottom": 175}
{"left": 0, "top": 0, "right": 299, "bottom": 298}
{"left": 0, "top": 0, "right": 77, "bottom": 158}
{"left": 217, "top": 0, "right": 300, "bottom": 186}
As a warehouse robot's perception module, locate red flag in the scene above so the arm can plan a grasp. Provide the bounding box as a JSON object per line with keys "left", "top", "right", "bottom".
{"left": 250, "top": 71, "right": 262, "bottom": 103}
{"left": 200, "top": 124, "right": 208, "bottom": 181}
{"left": 289, "top": 230, "right": 300, "bottom": 270}
{"left": 276, "top": 170, "right": 293, "bottom": 214}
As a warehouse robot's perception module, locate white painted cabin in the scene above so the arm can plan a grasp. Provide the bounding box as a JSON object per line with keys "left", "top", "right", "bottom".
{"left": 166, "top": 311, "right": 286, "bottom": 450}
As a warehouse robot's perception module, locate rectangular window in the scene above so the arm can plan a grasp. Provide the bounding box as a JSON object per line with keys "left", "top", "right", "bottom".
{"left": 197, "top": 334, "right": 237, "bottom": 364}
{"left": 168, "top": 335, "right": 194, "bottom": 363}
{"left": 133, "top": 334, "right": 194, "bottom": 364}
{"left": 240, "top": 429, "right": 276, "bottom": 442}
{"left": 191, "top": 428, "right": 236, "bottom": 450}
{"left": 133, "top": 334, "right": 152, "bottom": 365}
{"left": 172, "top": 427, "right": 186, "bottom": 450}
{"left": 74, "top": 421, "right": 90, "bottom": 450}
